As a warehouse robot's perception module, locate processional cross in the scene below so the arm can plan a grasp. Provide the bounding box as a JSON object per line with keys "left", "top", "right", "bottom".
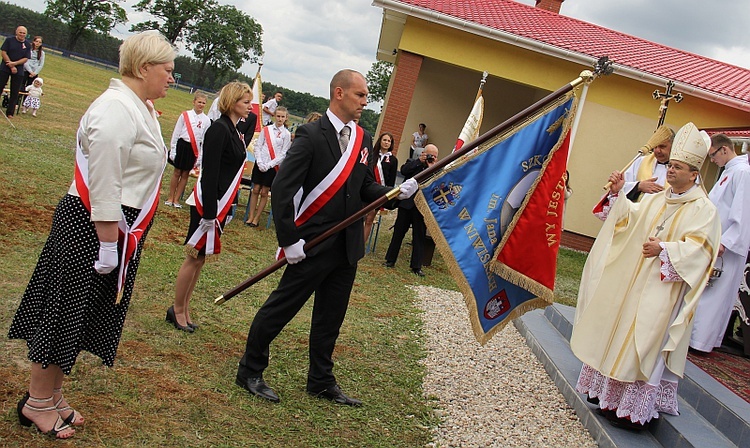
{"left": 652, "top": 80, "right": 683, "bottom": 129}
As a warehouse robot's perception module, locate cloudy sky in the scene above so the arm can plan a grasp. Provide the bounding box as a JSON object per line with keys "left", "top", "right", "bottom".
{"left": 9, "top": 0, "right": 750, "bottom": 99}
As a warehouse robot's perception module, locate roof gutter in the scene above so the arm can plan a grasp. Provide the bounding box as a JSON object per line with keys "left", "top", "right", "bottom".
{"left": 373, "top": 0, "right": 750, "bottom": 112}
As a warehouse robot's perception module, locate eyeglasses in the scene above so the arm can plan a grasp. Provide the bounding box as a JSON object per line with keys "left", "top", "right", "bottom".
{"left": 709, "top": 146, "right": 725, "bottom": 159}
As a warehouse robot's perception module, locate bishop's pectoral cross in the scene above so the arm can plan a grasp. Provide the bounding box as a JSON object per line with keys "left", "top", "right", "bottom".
{"left": 652, "top": 80, "right": 683, "bottom": 129}
{"left": 654, "top": 223, "right": 666, "bottom": 237}
{"left": 653, "top": 204, "right": 684, "bottom": 238}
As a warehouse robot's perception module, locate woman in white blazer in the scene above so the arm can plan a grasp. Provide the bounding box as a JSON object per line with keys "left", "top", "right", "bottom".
{"left": 8, "top": 31, "right": 175, "bottom": 440}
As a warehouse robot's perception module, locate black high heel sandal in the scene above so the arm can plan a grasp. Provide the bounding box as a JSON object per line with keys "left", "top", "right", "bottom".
{"left": 17, "top": 392, "right": 75, "bottom": 439}
{"left": 166, "top": 306, "right": 194, "bottom": 333}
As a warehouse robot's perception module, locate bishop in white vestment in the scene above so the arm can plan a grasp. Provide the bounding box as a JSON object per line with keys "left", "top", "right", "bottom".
{"left": 571, "top": 123, "right": 721, "bottom": 428}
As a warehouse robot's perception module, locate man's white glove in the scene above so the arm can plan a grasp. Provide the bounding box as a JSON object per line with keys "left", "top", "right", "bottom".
{"left": 94, "top": 241, "right": 118, "bottom": 274}
{"left": 199, "top": 218, "right": 215, "bottom": 233}
{"left": 283, "top": 239, "right": 306, "bottom": 264}
{"left": 169, "top": 148, "right": 176, "bottom": 161}
{"left": 397, "top": 178, "right": 418, "bottom": 200}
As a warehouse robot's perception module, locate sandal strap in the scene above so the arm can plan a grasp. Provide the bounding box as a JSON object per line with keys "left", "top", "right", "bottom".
{"left": 25, "top": 396, "right": 58, "bottom": 412}
{"left": 26, "top": 395, "right": 54, "bottom": 404}
{"left": 52, "top": 415, "right": 73, "bottom": 433}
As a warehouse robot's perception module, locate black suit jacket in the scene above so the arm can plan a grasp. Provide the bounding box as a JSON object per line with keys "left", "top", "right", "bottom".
{"left": 200, "top": 115, "right": 247, "bottom": 219}
{"left": 272, "top": 114, "right": 392, "bottom": 264}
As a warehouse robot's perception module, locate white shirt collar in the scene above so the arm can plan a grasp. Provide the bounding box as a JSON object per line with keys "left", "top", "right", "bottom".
{"left": 326, "top": 109, "right": 354, "bottom": 134}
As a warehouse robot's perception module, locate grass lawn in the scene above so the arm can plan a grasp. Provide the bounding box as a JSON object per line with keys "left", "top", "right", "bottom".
{"left": 0, "top": 52, "right": 587, "bottom": 447}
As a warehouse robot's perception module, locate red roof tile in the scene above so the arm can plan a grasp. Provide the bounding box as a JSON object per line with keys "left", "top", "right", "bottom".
{"left": 387, "top": 0, "right": 750, "bottom": 106}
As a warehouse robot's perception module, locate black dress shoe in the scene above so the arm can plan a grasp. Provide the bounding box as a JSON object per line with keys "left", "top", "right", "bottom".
{"left": 383, "top": 261, "right": 395, "bottom": 268}
{"left": 166, "top": 306, "right": 194, "bottom": 333}
{"left": 308, "top": 384, "right": 362, "bottom": 407}
{"left": 412, "top": 268, "right": 426, "bottom": 277}
{"left": 236, "top": 376, "right": 280, "bottom": 403}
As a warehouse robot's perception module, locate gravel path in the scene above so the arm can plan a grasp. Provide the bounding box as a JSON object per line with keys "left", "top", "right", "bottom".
{"left": 414, "top": 285, "right": 596, "bottom": 448}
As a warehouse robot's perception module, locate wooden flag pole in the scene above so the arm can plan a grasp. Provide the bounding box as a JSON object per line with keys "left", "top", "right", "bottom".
{"left": 214, "top": 59, "right": 611, "bottom": 305}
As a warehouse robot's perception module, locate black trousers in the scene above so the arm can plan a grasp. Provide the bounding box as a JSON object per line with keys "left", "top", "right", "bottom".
{"left": 237, "top": 234, "right": 357, "bottom": 392}
{"left": 0, "top": 71, "right": 23, "bottom": 116}
{"left": 385, "top": 206, "right": 426, "bottom": 270}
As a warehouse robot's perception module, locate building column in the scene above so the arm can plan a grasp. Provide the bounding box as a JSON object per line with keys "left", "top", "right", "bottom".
{"left": 378, "top": 51, "right": 423, "bottom": 157}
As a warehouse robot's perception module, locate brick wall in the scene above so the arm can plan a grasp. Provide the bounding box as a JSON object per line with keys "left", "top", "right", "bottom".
{"left": 534, "top": 0, "right": 564, "bottom": 13}
{"left": 380, "top": 51, "right": 423, "bottom": 157}
{"left": 560, "top": 230, "right": 594, "bottom": 252}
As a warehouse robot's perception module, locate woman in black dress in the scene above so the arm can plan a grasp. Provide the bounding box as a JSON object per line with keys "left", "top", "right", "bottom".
{"left": 8, "top": 31, "right": 175, "bottom": 439}
{"left": 168, "top": 81, "right": 252, "bottom": 331}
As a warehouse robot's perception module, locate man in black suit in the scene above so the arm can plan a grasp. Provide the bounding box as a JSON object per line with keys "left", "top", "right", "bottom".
{"left": 236, "top": 69, "right": 417, "bottom": 406}
{"left": 384, "top": 144, "right": 439, "bottom": 277}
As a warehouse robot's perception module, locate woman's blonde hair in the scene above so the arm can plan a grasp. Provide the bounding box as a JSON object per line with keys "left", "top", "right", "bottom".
{"left": 119, "top": 30, "right": 176, "bottom": 79}
{"left": 304, "top": 112, "right": 322, "bottom": 123}
{"left": 217, "top": 81, "right": 252, "bottom": 115}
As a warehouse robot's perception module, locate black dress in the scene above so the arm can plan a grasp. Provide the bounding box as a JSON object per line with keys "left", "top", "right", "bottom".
{"left": 8, "top": 195, "right": 151, "bottom": 375}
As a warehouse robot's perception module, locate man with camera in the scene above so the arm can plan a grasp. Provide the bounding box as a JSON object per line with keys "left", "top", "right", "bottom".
{"left": 384, "top": 144, "right": 439, "bottom": 276}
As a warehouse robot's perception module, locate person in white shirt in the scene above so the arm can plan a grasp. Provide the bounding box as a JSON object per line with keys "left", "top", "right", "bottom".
{"left": 621, "top": 126, "right": 675, "bottom": 202}
{"left": 245, "top": 106, "right": 291, "bottom": 227}
{"left": 261, "top": 91, "right": 283, "bottom": 125}
{"left": 206, "top": 92, "right": 221, "bottom": 121}
{"left": 690, "top": 133, "right": 750, "bottom": 353}
{"left": 166, "top": 92, "right": 210, "bottom": 207}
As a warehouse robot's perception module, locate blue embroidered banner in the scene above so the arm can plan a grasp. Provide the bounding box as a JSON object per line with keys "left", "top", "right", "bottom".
{"left": 415, "top": 95, "right": 575, "bottom": 344}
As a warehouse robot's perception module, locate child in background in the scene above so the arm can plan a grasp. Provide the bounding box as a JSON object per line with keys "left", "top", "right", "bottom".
{"left": 21, "top": 78, "right": 43, "bottom": 117}
{"left": 245, "top": 106, "right": 291, "bottom": 227}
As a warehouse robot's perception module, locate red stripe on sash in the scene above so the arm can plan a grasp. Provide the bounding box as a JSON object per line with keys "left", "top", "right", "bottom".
{"left": 294, "top": 126, "right": 364, "bottom": 227}
{"left": 263, "top": 126, "right": 280, "bottom": 172}
{"left": 183, "top": 111, "right": 200, "bottom": 158}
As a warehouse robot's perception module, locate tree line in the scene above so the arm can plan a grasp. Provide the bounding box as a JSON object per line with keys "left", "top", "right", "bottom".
{"left": 0, "top": 1, "right": 383, "bottom": 134}
{"left": 0, "top": 0, "right": 260, "bottom": 89}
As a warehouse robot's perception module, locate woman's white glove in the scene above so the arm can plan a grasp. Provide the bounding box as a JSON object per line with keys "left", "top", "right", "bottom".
{"left": 169, "top": 148, "right": 177, "bottom": 161}
{"left": 284, "top": 239, "right": 306, "bottom": 264}
{"left": 398, "top": 178, "right": 418, "bottom": 200}
{"left": 94, "top": 241, "right": 118, "bottom": 274}
{"left": 199, "top": 218, "right": 215, "bottom": 233}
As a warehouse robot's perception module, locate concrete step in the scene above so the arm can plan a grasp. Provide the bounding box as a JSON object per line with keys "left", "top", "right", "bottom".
{"left": 514, "top": 304, "right": 748, "bottom": 447}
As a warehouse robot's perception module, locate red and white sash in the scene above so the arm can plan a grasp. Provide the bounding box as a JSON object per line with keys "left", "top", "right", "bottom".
{"left": 263, "top": 126, "right": 281, "bottom": 172}
{"left": 374, "top": 152, "right": 391, "bottom": 186}
{"left": 74, "top": 136, "right": 163, "bottom": 303}
{"left": 183, "top": 111, "right": 200, "bottom": 158}
{"left": 185, "top": 162, "right": 245, "bottom": 256}
{"left": 276, "top": 124, "right": 365, "bottom": 260}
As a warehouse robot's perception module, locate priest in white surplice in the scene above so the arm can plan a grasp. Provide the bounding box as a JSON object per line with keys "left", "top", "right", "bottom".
{"left": 621, "top": 125, "right": 675, "bottom": 202}
{"left": 571, "top": 122, "right": 721, "bottom": 430}
{"left": 690, "top": 133, "right": 750, "bottom": 353}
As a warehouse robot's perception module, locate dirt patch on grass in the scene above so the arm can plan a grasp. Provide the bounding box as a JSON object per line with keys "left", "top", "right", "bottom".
{"left": 0, "top": 201, "right": 53, "bottom": 235}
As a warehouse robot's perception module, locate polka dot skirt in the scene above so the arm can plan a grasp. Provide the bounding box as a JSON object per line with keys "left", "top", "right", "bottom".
{"left": 8, "top": 194, "right": 153, "bottom": 375}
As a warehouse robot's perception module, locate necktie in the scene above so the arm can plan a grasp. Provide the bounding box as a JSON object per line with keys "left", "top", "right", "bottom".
{"left": 339, "top": 126, "right": 351, "bottom": 154}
